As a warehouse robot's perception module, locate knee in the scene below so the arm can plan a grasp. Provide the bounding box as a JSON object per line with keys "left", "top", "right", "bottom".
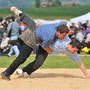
{"left": 33, "top": 60, "right": 44, "bottom": 70}
{"left": 16, "top": 55, "right": 27, "bottom": 64}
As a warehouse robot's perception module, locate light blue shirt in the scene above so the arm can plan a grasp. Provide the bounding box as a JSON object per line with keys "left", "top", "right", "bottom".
{"left": 49, "top": 35, "right": 81, "bottom": 63}
{"left": 7, "top": 22, "right": 20, "bottom": 37}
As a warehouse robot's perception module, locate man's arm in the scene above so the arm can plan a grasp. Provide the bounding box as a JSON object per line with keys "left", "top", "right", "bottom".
{"left": 76, "top": 61, "right": 90, "bottom": 79}
{"left": 43, "top": 47, "right": 53, "bottom": 53}
{"left": 40, "top": 43, "right": 53, "bottom": 53}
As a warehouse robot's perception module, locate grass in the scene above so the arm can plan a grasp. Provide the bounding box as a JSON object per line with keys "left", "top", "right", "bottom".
{"left": 0, "top": 54, "right": 90, "bottom": 69}
{"left": 0, "top": 5, "right": 90, "bottom": 20}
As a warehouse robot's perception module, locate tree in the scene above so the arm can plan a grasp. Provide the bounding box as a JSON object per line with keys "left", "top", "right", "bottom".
{"left": 30, "top": 2, "right": 36, "bottom": 8}
{"left": 48, "top": 0, "right": 53, "bottom": 2}
{"left": 53, "top": 0, "right": 61, "bottom": 7}
{"left": 35, "top": 0, "right": 40, "bottom": 8}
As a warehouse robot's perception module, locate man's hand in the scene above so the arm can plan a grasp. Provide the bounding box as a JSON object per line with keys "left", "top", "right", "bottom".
{"left": 86, "top": 75, "right": 90, "bottom": 79}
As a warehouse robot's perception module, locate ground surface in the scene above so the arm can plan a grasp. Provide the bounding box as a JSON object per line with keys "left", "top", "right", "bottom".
{"left": 0, "top": 68, "right": 90, "bottom": 90}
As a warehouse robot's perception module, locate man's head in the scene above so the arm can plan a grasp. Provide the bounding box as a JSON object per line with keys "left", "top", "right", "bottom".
{"left": 10, "top": 16, "right": 15, "bottom": 22}
{"left": 56, "top": 24, "right": 69, "bottom": 39}
{"left": 67, "top": 39, "right": 82, "bottom": 54}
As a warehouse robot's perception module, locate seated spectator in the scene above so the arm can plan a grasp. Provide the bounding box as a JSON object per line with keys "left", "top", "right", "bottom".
{"left": 77, "top": 22, "right": 83, "bottom": 29}
{"left": 81, "top": 32, "right": 90, "bottom": 53}
{"left": 68, "top": 26, "right": 77, "bottom": 39}
{"left": 76, "top": 28, "right": 85, "bottom": 43}
{"left": 85, "top": 33, "right": 90, "bottom": 48}
{"left": 83, "top": 25, "right": 90, "bottom": 39}
{"left": 0, "top": 33, "right": 10, "bottom": 56}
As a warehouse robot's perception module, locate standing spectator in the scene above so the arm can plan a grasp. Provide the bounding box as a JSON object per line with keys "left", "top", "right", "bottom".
{"left": 6, "top": 14, "right": 12, "bottom": 23}
{"left": 82, "top": 20, "right": 89, "bottom": 30}
{"left": 0, "top": 23, "right": 4, "bottom": 44}
{"left": 7, "top": 16, "right": 20, "bottom": 57}
{"left": 19, "top": 22, "right": 26, "bottom": 33}
{"left": 0, "top": 16, "right": 3, "bottom": 22}
{"left": 14, "top": 14, "right": 18, "bottom": 22}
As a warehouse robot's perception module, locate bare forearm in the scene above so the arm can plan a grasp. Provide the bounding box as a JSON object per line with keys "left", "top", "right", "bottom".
{"left": 40, "top": 43, "right": 53, "bottom": 53}
{"left": 77, "top": 61, "right": 90, "bottom": 79}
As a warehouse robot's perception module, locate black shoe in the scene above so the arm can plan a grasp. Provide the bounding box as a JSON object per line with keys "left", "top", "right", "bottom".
{"left": 0, "top": 72, "right": 10, "bottom": 80}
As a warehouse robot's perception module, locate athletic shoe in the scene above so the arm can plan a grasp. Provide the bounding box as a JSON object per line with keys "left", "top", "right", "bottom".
{"left": 16, "top": 69, "right": 24, "bottom": 76}
{"left": 0, "top": 72, "right": 10, "bottom": 80}
{"left": 10, "top": 6, "right": 23, "bottom": 16}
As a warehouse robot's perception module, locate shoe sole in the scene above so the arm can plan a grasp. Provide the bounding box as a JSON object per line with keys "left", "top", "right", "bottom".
{"left": 0, "top": 73, "right": 10, "bottom": 81}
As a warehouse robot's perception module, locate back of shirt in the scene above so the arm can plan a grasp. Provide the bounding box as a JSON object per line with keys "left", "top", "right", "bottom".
{"left": 36, "top": 21, "right": 66, "bottom": 48}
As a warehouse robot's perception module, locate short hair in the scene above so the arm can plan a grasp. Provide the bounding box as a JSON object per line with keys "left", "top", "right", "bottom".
{"left": 10, "top": 16, "right": 15, "bottom": 21}
{"left": 70, "top": 39, "right": 82, "bottom": 50}
{"left": 57, "top": 24, "right": 69, "bottom": 34}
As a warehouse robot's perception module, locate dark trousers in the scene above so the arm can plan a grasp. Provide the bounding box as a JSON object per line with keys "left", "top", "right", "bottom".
{"left": 23, "top": 45, "right": 48, "bottom": 75}
{"left": 5, "top": 42, "right": 48, "bottom": 76}
{"left": 5, "top": 41, "right": 33, "bottom": 76}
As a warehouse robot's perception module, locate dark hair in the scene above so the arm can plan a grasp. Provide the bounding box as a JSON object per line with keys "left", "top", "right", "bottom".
{"left": 57, "top": 24, "right": 69, "bottom": 34}
{"left": 10, "top": 16, "right": 15, "bottom": 21}
{"left": 70, "top": 39, "right": 82, "bottom": 50}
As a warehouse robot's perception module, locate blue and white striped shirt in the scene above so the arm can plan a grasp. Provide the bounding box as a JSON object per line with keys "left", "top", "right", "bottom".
{"left": 50, "top": 35, "right": 81, "bottom": 63}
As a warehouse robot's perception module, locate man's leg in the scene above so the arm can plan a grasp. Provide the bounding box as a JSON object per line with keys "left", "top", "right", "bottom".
{"left": 19, "top": 13, "right": 36, "bottom": 30}
{"left": 10, "top": 6, "right": 36, "bottom": 29}
{"left": 22, "top": 46, "right": 48, "bottom": 75}
{"left": 8, "top": 46, "right": 14, "bottom": 57}
{"left": 1, "top": 43, "right": 33, "bottom": 80}
{"left": 13, "top": 45, "right": 20, "bottom": 57}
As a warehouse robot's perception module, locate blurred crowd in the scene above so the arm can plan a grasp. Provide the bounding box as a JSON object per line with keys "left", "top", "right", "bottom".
{"left": 0, "top": 14, "right": 90, "bottom": 57}
{"left": 0, "top": 14, "right": 26, "bottom": 57}
{"left": 68, "top": 20, "right": 90, "bottom": 54}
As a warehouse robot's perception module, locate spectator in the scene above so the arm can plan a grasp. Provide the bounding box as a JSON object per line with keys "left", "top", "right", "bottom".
{"left": 0, "top": 23, "right": 4, "bottom": 44}
{"left": 7, "top": 16, "right": 20, "bottom": 57}
{"left": 76, "top": 28, "right": 85, "bottom": 43}
{"left": 85, "top": 33, "right": 90, "bottom": 48}
{"left": 82, "top": 20, "right": 89, "bottom": 30}
{"left": 0, "top": 33, "right": 10, "bottom": 56}
{"left": 19, "top": 22, "right": 26, "bottom": 33}
{"left": 77, "top": 22, "right": 82, "bottom": 29}
{"left": 6, "top": 14, "right": 12, "bottom": 23}
{"left": 14, "top": 14, "right": 18, "bottom": 22}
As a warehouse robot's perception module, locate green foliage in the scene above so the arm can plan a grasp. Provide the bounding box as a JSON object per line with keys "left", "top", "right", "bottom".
{"left": 0, "top": 55, "right": 90, "bottom": 69}
{"left": 30, "top": 2, "right": 36, "bottom": 8}
{"left": 48, "top": 0, "right": 53, "bottom": 2}
{"left": 35, "top": 0, "right": 40, "bottom": 8}
{"left": 53, "top": 0, "right": 61, "bottom": 7}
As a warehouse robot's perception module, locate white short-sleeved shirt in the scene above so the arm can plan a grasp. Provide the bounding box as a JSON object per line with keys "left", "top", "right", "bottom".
{"left": 49, "top": 35, "right": 81, "bottom": 63}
